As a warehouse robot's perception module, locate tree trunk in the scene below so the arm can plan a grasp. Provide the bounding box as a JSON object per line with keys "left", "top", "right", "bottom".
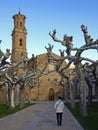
{"left": 28, "top": 87, "right": 32, "bottom": 103}
{"left": 68, "top": 79, "right": 75, "bottom": 109}
{"left": 20, "top": 86, "right": 25, "bottom": 108}
{"left": 5, "top": 83, "right": 9, "bottom": 105}
{"left": 63, "top": 84, "right": 67, "bottom": 102}
{"left": 10, "top": 88, "right": 15, "bottom": 109}
{"left": 15, "top": 84, "right": 20, "bottom": 106}
{"left": 79, "top": 73, "right": 87, "bottom": 117}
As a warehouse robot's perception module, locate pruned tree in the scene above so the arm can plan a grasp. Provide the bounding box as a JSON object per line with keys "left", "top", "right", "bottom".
{"left": 83, "top": 62, "right": 96, "bottom": 104}
{"left": 46, "top": 24, "right": 98, "bottom": 117}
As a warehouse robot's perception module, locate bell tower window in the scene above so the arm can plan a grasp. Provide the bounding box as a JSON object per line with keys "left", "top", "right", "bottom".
{"left": 19, "top": 39, "right": 22, "bottom": 46}
{"left": 20, "top": 22, "right": 22, "bottom": 27}
{"left": 17, "top": 21, "right": 18, "bottom": 27}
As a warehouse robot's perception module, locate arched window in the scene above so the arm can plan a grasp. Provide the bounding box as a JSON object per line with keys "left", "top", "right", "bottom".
{"left": 19, "top": 39, "right": 22, "bottom": 46}
{"left": 17, "top": 21, "right": 18, "bottom": 27}
{"left": 20, "top": 22, "right": 22, "bottom": 27}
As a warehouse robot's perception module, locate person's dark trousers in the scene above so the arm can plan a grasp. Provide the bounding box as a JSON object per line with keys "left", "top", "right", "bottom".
{"left": 56, "top": 113, "right": 63, "bottom": 126}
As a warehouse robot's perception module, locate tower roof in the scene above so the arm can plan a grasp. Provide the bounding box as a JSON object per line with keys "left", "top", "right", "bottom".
{"left": 13, "top": 12, "right": 26, "bottom": 19}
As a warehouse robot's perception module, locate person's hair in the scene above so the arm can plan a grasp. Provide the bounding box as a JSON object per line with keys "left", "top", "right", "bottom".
{"left": 58, "top": 96, "right": 62, "bottom": 100}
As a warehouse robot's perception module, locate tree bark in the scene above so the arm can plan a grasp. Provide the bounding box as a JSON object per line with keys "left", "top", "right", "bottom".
{"left": 78, "top": 72, "right": 87, "bottom": 117}
{"left": 15, "top": 85, "right": 20, "bottom": 106}
{"left": 28, "top": 87, "right": 32, "bottom": 103}
{"left": 10, "top": 88, "right": 15, "bottom": 109}
{"left": 19, "top": 86, "right": 25, "bottom": 108}
{"left": 68, "top": 79, "right": 75, "bottom": 109}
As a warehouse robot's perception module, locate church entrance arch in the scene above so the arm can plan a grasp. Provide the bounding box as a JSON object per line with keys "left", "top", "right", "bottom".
{"left": 49, "top": 88, "right": 54, "bottom": 101}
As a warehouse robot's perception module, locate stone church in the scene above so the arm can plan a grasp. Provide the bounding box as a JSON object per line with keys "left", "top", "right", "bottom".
{"left": 9, "top": 12, "right": 66, "bottom": 101}
{"left": 1, "top": 12, "right": 97, "bottom": 104}
{"left": 0, "top": 12, "right": 83, "bottom": 104}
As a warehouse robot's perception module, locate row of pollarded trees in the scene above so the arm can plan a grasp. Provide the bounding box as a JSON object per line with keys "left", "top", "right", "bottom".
{"left": 45, "top": 24, "right": 98, "bottom": 117}
{"left": 0, "top": 49, "right": 48, "bottom": 109}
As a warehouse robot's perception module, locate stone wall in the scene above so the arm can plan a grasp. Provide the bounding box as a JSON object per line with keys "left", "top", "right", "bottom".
{"left": 0, "top": 53, "right": 66, "bottom": 103}
{"left": 0, "top": 88, "right": 6, "bottom": 104}
{"left": 24, "top": 53, "right": 66, "bottom": 101}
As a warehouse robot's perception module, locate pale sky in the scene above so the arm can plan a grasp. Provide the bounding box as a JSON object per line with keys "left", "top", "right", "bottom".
{"left": 0, "top": 0, "right": 98, "bottom": 62}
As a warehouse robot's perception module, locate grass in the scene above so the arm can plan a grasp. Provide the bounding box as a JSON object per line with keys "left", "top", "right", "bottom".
{"left": 65, "top": 102, "right": 98, "bottom": 130}
{"left": 0, "top": 103, "right": 35, "bottom": 119}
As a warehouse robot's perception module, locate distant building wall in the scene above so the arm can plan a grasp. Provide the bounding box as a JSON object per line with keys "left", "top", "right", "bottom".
{"left": 0, "top": 88, "right": 6, "bottom": 104}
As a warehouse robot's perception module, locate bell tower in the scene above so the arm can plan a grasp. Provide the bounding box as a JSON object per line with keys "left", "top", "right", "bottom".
{"left": 11, "top": 12, "right": 28, "bottom": 63}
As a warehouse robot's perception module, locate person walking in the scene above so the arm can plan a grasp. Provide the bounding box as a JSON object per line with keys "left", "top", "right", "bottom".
{"left": 54, "top": 96, "right": 65, "bottom": 126}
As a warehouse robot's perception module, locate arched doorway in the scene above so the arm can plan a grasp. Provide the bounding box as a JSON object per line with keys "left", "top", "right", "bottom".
{"left": 49, "top": 88, "right": 54, "bottom": 101}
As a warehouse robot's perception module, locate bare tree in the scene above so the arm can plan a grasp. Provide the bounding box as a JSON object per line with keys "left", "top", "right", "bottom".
{"left": 46, "top": 24, "right": 98, "bottom": 117}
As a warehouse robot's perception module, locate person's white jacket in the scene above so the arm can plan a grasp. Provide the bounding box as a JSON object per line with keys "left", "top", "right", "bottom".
{"left": 54, "top": 99, "right": 65, "bottom": 113}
